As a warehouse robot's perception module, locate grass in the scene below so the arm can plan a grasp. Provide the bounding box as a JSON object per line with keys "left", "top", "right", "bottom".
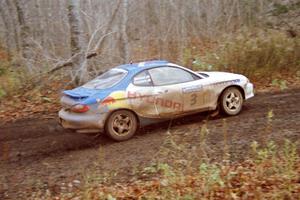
{"left": 51, "top": 141, "right": 299, "bottom": 200}
{"left": 37, "top": 112, "right": 300, "bottom": 200}
{"left": 187, "top": 29, "right": 300, "bottom": 85}
{"left": 74, "top": 141, "right": 298, "bottom": 200}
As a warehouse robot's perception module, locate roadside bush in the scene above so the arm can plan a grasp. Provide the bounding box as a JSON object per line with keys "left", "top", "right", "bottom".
{"left": 193, "top": 29, "right": 300, "bottom": 82}
{"left": 0, "top": 59, "right": 25, "bottom": 100}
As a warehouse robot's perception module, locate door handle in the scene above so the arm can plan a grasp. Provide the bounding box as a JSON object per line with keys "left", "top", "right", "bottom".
{"left": 155, "top": 89, "right": 168, "bottom": 95}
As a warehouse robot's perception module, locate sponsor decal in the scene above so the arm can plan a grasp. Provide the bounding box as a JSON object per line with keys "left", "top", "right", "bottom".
{"left": 99, "top": 91, "right": 130, "bottom": 110}
{"left": 182, "top": 79, "right": 240, "bottom": 94}
{"left": 182, "top": 85, "right": 203, "bottom": 94}
{"left": 128, "top": 91, "right": 183, "bottom": 111}
{"left": 101, "top": 96, "right": 116, "bottom": 105}
{"left": 208, "top": 79, "right": 240, "bottom": 87}
{"left": 183, "top": 79, "right": 240, "bottom": 93}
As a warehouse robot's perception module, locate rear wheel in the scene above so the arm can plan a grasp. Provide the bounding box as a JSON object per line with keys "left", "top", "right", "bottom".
{"left": 105, "top": 110, "right": 138, "bottom": 141}
{"left": 220, "top": 87, "right": 243, "bottom": 116}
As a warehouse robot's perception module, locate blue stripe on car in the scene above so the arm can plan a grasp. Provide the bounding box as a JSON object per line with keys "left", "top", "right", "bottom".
{"left": 63, "top": 60, "right": 169, "bottom": 105}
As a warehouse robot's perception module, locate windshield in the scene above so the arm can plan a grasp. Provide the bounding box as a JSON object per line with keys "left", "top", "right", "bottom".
{"left": 83, "top": 68, "right": 127, "bottom": 89}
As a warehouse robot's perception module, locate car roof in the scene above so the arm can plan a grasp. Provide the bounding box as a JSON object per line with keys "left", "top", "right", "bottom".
{"left": 116, "top": 60, "right": 170, "bottom": 72}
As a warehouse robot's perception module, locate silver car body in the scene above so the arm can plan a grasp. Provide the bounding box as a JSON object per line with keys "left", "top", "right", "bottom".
{"left": 59, "top": 61, "right": 254, "bottom": 133}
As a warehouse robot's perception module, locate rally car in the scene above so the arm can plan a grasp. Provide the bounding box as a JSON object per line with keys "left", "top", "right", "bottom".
{"left": 59, "top": 60, "right": 254, "bottom": 141}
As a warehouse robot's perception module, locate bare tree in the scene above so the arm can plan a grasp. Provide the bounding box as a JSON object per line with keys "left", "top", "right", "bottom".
{"left": 12, "top": 0, "right": 37, "bottom": 75}
{"left": 13, "top": 0, "right": 30, "bottom": 58}
{"left": 0, "top": 1, "right": 12, "bottom": 57}
{"left": 67, "top": 0, "right": 87, "bottom": 84}
{"left": 121, "top": 0, "right": 129, "bottom": 63}
{"left": 4, "top": 0, "right": 20, "bottom": 53}
{"left": 0, "top": 0, "right": 297, "bottom": 81}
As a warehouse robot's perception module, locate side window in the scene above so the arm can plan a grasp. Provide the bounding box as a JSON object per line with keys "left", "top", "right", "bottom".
{"left": 148, "top": 67, "right": 196, "bottom": 86}
{"left": 133, "top": 71, "right": 153, "bottom": 86}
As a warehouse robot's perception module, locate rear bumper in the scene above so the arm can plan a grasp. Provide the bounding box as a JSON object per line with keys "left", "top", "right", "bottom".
{"left": 58, "top": 109, "right": 108, "bottom": 131}
{"left": 245, "top": 82, "right": 254, "bottom": 100}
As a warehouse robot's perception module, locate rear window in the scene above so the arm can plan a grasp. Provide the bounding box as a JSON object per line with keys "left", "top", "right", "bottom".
{"left": 83, "top": 68, "right": 127, "bottom": 89}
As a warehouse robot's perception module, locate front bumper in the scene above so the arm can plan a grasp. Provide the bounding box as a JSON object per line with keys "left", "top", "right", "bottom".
{"left": 245, "top": 82, "right": 254, "bottom": 100}
{"left": 58, "top": 109, "right": 108, "bottom": 131}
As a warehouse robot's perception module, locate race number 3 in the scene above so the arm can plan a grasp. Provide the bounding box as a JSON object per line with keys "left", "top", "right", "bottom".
{"left": 190, "top": 93, "right": 197, "bottom": 106}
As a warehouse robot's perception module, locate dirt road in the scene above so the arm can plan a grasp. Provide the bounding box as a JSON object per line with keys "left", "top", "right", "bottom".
{"left": 1, "top": 88, "right": 300, "bottom": 199}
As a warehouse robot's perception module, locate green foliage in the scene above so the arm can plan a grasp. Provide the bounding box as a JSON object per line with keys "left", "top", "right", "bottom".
{"left": 38, "top": 122, "right": 300, "bottom": 200}
{"left": 190, "top": 29, "right": 300, "bottom": 80}
{"left": 271, "top": 2, "right": 300, "bottom": 16}
{"left": 0, "top": 59, "right": 27, "bottom": 100}
{"left": 181, "top": 194, "right": 195, "bottom": 200}
{"left": 143, "top": 164, "right": 159, "bottom": 174}
{"left": 251, "top": 138, "right": 299, "bottom": 191}
{"left": 106, "top": 194, "right": 116, "bottom": 200}
{"left": 281, "top": 139, "right": 298, "bottom": 178}
{"left": 143, "top": 163, "right": 175, "bottom": 178}
{"left": 0, "top": 66, "right": 6, "bottom": 76}
{"left": 0, "top": 87, "right": 6, "bottom": 99}
{"left": 157, "top": 163, "right": 175, "bottom": 178}
{"left": 271, "top": 79, "right": 288, "bottom": 90}
{"left": 192, "top": 57, "right": 213, "bottom": 71}
{"left": 272, "top": 3, "right": 289, "bottom": 15}
{"left": 0, "top": 72, "right": 22, "bottom": 100}
{"left": 182, "top": 48, "right": 192, "bottom": 66}
{"left": 252, "top": 141, "right": 277, "bottom": 163}
{"left": 199, "top": 163, "right": 224, "bottom": 188}
{"left": 81, "top": 139, "right": 298, "bottom": 199}
{"left": 0, "top": 60, "right": 9, "bottom": 75}
{"left": 182, "top": 48, "right": 214, "bottom": 71}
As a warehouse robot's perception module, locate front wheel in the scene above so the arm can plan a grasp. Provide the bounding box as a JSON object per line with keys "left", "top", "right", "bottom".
{"left": 105, "top": 110, "right": 138, "bottom": 141}
{"left": 220, "top": 87, "right": 243, "bottom": 116}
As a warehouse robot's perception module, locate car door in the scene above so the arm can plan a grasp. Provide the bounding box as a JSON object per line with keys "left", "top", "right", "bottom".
{"left": 181, "top": 77, "right": 214, "bottom": 112}
{"left": 148, "top": 66, "right": 199, "bottom": 117}
{"left": 126, "top": 70, "right": 158, "bottom": 118}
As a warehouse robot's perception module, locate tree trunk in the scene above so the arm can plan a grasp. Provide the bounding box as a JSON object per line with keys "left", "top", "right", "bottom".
{"left": 121, "top": 0, "right": 129, "bottom": 63}
{"left": 0, "top": 2, "right": 12, "bottom": 57}
{"left": 67, "top": 0, "right": 87, "bottom": 85}
{"left": 5, "top": 0, "right": 20, "bottom": 53}
{"left": 34, "top": 0, "right": 45, "bottom": 46}
{"left": 13, "top": 0, "right": 33, "bottom": 73}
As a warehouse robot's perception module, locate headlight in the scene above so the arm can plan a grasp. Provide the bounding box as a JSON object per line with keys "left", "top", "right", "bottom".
{"left": 245, "top": 78, "right": 249, "bottom": 84}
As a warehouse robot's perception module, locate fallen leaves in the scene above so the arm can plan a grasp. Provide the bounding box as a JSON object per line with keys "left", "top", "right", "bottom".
{"left": 72, "top": 160, "right": 299, "bottom": 200}
{"left": 0, "top": 80, "right": 63, "bottom": 125}
{"left": 48, "top": 149, "right": 300, "bottom": 200}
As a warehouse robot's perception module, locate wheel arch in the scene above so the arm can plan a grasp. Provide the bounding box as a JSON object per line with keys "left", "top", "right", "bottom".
{"left": 104, "top": 108, "right": 141, "bottom": 130}
{"left": 218, "top": 85, "right": 245, "bottom": 103}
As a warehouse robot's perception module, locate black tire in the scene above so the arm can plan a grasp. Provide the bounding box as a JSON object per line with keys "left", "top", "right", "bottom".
{"left": 105, "top": 110, "right": 138, "bottom": 141}
{"left": 220, "top": 87, "right": 243, "bottom": 116}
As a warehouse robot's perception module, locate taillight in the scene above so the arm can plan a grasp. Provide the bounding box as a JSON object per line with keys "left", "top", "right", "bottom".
{"left": 71, "top": 104, "right": 90, "bottom": 113}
